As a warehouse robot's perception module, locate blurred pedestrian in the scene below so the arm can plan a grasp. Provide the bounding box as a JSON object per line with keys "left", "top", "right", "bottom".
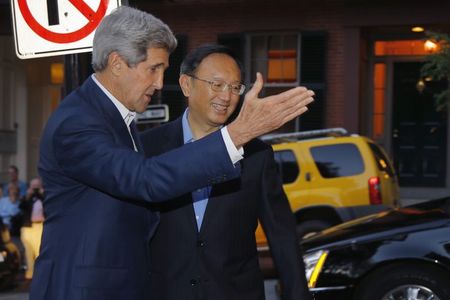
{"left": 0, "top": 183, "right": 21, "bottom": 231}
{"left": 3, "top": 165, "right": 27, "bottom": 198}
{"left": 20, "top": 177, "right": 45, "bottom": 280}
{"left": 0, "top": 182, "right": 24, "bottom": 263}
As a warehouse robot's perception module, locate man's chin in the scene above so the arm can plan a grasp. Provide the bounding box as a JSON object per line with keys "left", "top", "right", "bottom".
{"left": 136, "top": 103, "right": 150, "bottom": 114}
{"left": 210, "top": 116, "right": 229, "bottom": 127}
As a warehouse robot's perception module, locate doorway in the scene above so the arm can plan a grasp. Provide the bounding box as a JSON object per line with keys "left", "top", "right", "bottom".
{"left": 392, "top": 61, "right": 447, "bottom": 187}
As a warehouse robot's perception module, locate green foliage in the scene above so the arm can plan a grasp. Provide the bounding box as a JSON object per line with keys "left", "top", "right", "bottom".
{"left": 420, "top": 31, "right": 450, "bottom": 110}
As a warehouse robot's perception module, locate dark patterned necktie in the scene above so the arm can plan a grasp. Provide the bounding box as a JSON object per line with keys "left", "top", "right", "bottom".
{"left": 129, "top": 121, "right": 142, "bottom": 153}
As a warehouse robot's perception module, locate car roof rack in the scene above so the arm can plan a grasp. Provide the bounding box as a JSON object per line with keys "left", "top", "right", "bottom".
{"left": 260, "top": 127, "right": 349, "bottom": 144}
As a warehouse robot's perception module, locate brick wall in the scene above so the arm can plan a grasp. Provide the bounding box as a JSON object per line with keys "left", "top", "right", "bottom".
{"left": 138, "top": 0, "right": 450, "bottom": 131}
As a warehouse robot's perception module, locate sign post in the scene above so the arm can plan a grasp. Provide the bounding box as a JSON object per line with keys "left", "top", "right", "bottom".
{"left": 136, "top": 104, "right": 170, "bottom": 124}
{"left": 10, "top": 0, "right": 121, "bottom": 59}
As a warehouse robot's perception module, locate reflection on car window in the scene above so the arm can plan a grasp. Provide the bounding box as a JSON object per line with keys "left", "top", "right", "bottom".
{"left": 368, "top": 142, "right": 395, "bottom": 177}
{"left": 310, "top": 143, "right": 364, "bottom": 178}
{"left": 274, "top": 150, "right": 299, "bottom": 183}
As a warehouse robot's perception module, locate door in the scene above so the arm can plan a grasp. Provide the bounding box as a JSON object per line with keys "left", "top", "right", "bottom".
{"left": 392, "top": 61, "right": 447, "bottom": 187}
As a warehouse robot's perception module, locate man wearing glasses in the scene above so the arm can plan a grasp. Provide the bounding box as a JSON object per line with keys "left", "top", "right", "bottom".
{"left": 141, "top": 44, "right": 312, "bottom": 300}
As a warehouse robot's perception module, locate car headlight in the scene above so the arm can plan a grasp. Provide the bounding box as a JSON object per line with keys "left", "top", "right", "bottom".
{"left": 303, "top": 249, "right": 328, "bottom": 288}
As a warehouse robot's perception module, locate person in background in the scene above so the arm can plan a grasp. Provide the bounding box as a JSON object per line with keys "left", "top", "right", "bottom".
{"left": 20, "top": 177, "right": 45, "bottom": 280}
{"left": 3, "top": 165, "right": 27, "bottom": 198}
{"left": 0, "top": 182, "right": 24, "bottom": 261}
{"left": 30, "top": 6, "right": 314, "bottom": 300}
{"left": 0, "top": 183, "right": 21, "bottom": 232}
{"left": 141, "top": 44, "right": 313, "bottom": 300}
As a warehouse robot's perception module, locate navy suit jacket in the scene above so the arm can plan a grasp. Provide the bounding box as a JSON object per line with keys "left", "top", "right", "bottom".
{"left": 141, "top": 118, "right": 312, "bottom": 300}
{"left": 30, "top": 77, "right": 240, "bottom": 300}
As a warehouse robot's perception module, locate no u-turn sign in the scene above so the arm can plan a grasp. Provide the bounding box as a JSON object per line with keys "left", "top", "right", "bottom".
{"left": 10, "top": 0, "right": 121, "bottom": 59}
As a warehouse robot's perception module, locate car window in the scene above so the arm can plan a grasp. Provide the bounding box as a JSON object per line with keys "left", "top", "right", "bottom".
{"left": 274, "top": 150, "right": 299, "bottom": 184}
{"left": 310, "top": 143, "right": 364, "bottom": 178}
{"left": 368, "top": 142, "right": 396, "bottom": 177}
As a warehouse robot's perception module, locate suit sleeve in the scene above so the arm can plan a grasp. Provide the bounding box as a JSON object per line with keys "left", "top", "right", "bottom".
{"left": 52, "top": 114, "right": 239, "bottom": 203}
{"left": 258, "top": 147, "right": 313, "bottom": 300}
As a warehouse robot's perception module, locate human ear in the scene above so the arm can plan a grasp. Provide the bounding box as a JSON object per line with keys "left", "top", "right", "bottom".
{"left": 109, "top": 52, "right": 123, "bottom": 76}
{"left": 179, "top": 74, "right": 191, "bottom": 97}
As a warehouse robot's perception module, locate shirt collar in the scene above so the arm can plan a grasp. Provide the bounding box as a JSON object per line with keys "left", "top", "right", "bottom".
{"left": 91, "top": 74, "right": 136, "bottom": 127}
{"left": 182, "top": 108, "right": 224, "bottom": 145}
{"left": 182, "top": 109, "right": 194, "bottom": 144}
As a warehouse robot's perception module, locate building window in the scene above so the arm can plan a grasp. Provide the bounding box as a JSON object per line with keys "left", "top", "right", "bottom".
{"left": 219, "top": 32, "right": 326, "bottom": 133}
{"left": 373, "top": 63, "right": 386, "bottom": 140}
{"left": 250, "top": 34, "right": 298, "bottom": 83}
{"left": 374, "top": 40, "right": 430, "bottom": 56}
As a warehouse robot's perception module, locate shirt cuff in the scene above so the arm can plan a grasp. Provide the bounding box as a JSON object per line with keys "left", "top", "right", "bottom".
{"left": 221, "top": 127, "right": 244, "bottom": 165}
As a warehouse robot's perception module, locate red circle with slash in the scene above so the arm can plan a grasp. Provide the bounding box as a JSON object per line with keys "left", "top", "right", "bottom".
{"left": 17, "top": 0, "right": 109, "bottom": 44}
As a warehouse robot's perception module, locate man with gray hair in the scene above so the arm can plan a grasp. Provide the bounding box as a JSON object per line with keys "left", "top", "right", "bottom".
{"left": 30, "top": 6, "right": 314, "bottom": 300}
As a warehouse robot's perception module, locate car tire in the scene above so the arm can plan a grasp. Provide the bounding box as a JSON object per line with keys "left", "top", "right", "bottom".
{"left": 296, "top": 220, "right": 332, "bottom": 239}
{"left": 353, "top": 263, "right": 450, "bottom": 300}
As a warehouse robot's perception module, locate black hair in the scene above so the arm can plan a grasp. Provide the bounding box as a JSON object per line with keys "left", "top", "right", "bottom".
{"left": 8, "top": 165, "right": 18, "bottom": 173}
{"left": 179, "top": 44, "right": 243, "bottom": 76}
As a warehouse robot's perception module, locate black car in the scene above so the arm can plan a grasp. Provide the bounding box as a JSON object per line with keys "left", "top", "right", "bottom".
{"left": 301, "top": 197, "right": 450, "bottom": 300}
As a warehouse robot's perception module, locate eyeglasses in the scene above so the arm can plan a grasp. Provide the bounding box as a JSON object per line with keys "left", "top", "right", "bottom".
{"left": 186, "top": 74, "right": 246, "bottom": 96}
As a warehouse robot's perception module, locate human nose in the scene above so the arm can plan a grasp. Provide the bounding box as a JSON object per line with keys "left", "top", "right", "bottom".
{"left": 218, "top": 84, "right": 232, "bottom": 100}
{"left": 153, "top": 70, "right": 164, "bottom": 90}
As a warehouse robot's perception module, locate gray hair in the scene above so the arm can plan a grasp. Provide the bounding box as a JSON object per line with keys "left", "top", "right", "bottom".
{"left": 92, "top": 6, "right": 177, "bottom": 71}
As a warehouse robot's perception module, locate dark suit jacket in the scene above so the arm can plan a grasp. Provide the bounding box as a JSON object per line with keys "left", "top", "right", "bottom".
{"left": 30, "top": 77, "right": 240, "bottom": 300}
{"left": 141, "top": 117, "right": 312, "bottom": 300}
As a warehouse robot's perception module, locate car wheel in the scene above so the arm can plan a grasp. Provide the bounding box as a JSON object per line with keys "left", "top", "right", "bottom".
{"left": 296, "top": 220, "right": 332, "bottom": 239}
{"left": 354, "top": 263, "right": 450, "bottom": 300}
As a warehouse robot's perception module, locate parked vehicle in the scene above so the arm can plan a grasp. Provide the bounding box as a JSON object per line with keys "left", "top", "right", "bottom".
{"left": 256, "top": 128, "right": 399, "bottom": 248}
{"left": 301, "top": 197, "right": 450, "bottom": 300}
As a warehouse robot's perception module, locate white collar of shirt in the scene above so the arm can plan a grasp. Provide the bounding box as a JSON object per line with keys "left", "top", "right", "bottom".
{"left": 91, "top": 74, "right": 136, "bottom": 126}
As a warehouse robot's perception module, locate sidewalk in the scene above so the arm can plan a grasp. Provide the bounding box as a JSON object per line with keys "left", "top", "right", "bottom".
{"left": 0, "top": 280, "right": 281, "bottom": 300}
{"left": 0, "top": 293, "right": 28, "bottom": 300}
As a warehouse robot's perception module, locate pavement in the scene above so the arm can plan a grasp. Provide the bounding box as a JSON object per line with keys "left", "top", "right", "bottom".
{"left": 264, "top": 279, "right": 281, "bottom": 300}
{"left": 0, "top": 279, "right": 282, "bottom": 300}
{"left": 0, "top": 293, "right": 27, "bottom": 300}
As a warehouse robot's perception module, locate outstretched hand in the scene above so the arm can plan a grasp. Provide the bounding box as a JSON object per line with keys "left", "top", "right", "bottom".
{"left": 228, "top": 72, "right": 314, "bottom": 148}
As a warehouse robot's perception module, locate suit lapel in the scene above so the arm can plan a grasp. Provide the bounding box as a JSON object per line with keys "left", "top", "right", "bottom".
{"left": 81, "top": 77, "right": 136, "bottom": 150}
{"left": 199, "top": 140, "right": 244, "bottom": 235}
{"left": 130, "top": 121, "right": 143, "bottom": 153}
{"left": 168, "top": 118, "right": 199, "bottom": 232}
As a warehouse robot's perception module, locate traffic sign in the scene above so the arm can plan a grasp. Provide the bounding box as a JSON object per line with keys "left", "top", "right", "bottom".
{"left": 136, "top": 104, "right": 169, "bottom": 124}
{"left": 10, "top": 0, "right": 121, "bottom": 59}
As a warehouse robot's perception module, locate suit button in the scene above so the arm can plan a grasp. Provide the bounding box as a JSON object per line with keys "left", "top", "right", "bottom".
{"left": 197, "top": 240, "right": 205, "bottom": 247}
{"left": 190, "top": 279, "right": 198, "bottom": 286}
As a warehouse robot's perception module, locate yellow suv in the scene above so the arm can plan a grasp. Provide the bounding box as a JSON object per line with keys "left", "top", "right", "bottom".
{"left": 256, "top": 128, "right": 399, "bottom": 247}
